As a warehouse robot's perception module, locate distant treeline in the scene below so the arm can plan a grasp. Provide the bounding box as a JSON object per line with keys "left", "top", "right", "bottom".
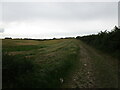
{"left": 4, "top": 37, "right": 75, "bottom": 41}
{"left": 76, "top": 26, "right": 120, "bottom": 59}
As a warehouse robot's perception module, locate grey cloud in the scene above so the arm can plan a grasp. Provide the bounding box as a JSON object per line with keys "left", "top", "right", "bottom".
{"left": 3, "top": 2, "right": 117, "bottom": 22}
{"left": 0, "top": 28, "right": 4, "bottom": 33}
{"left": 2, "top": 2, "right": 118, "bottom": 39}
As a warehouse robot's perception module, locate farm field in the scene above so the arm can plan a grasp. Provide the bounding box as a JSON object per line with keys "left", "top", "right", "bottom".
{"left": 2, "top": 39, "right": 118, "bottom": 88}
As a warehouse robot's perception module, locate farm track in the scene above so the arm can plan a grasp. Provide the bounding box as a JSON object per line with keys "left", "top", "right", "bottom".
{"left": 62, "top": 40, "right": 118, "bottom": 88}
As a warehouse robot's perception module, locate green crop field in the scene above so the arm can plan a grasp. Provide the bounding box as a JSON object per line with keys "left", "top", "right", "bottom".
{"left": 2, "top": 38, "right": 118, "bottom": 88}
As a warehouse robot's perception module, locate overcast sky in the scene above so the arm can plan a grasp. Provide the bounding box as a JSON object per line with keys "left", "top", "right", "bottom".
{"left": 0, "top": 2, "right": 118, "bottom": 39}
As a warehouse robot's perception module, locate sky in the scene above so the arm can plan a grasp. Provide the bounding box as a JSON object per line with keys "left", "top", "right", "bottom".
{"left": 0, "top": 1, "right": 119, "bottom": 39}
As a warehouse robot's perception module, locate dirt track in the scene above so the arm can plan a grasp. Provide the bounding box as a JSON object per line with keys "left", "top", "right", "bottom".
{"left": 62, "top": 40, "right": 118, "bottom": 88}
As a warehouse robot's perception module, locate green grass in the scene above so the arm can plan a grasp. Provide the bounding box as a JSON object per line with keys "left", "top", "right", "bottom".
{"left": 2, "top": 39, "right": 80, "bottom": 88}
